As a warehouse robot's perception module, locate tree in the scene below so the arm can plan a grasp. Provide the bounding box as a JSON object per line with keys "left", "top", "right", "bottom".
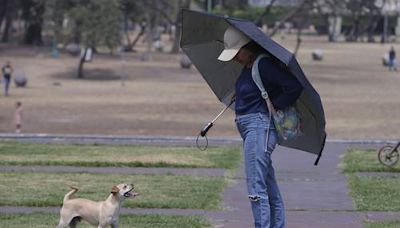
{"left": 22, "top": 0, "right": 46, "bottom": 45}
{"left": 1, "top": 0, "right": 19, "bottom": 43}
{"left": 44, "top": 0, "right": 74, "bottom": 45}
{"left": 254, "top": 0, "right": 277, "bottom": 26}
{"left": 0, "top": 0, "right": 7, "bottom": 28}
{"left": 314, "top": 0, "right": 346, "bottom": 42}
{"left": 65, "top": 0, "right": 122, "bottom": 78}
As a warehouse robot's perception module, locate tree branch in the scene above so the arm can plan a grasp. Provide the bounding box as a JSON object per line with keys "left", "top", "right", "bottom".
{"left": 254, "top": 0, "right": 277, "bottom": 26}
{"left": 268, "top": 0, "right": 310, "bottom": 37}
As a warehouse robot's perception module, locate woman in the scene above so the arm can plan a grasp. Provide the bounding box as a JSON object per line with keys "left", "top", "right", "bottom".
{"left": 2, "top": 61, "right": 13, "bottom": 96}
{"left": 218, "top": 26, "right": 302, "bottom": 228}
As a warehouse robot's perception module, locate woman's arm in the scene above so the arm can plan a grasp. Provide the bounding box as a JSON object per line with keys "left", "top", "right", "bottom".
{"left": 259, "top": 58, "right": 303, "bottom": 110}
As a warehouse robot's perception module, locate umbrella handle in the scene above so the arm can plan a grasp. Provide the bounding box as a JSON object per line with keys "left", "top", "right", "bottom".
{"left": 200, "top": 122, "right": 213, "bottom": 137}
{"left": 196, "top": 98, "right": 235, "bottom": 151}
{"left": 199, "top": 98, "right": 234, "bottom": 137}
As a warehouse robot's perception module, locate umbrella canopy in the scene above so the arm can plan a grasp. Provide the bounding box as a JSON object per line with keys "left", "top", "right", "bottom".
{"left": 180, "top": 9, "right": 326, "bottom": 161}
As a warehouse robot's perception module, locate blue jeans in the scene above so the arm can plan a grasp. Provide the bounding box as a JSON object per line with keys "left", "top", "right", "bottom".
{"left": 3, "top": 77, "right": 10, "bottom": 96}
{"left": 389, "top": 58, "right": 397, "bottom": 71}
{"left": 235, "top": 112, "right": 285, "bottom": 228}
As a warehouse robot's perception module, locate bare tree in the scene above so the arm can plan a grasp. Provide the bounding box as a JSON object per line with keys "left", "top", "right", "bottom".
{"left": 268, "top": 0, "right": 311, "bottom": 37}
{"left": 254, "top": 0, "right": 278, "bottom": 26}
{"left": 121, "top": 0, "right": 178, "bottom": 53}
{"left": 344, "top": 0, "right": 382, "bottom": 42}
{"left": 314, "top": 0, "right": 346, "bottom": 42}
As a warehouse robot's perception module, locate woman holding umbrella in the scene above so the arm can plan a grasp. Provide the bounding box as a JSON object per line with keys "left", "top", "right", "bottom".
{"left": 218, "top": 26, "right": 302, "bottom": 228}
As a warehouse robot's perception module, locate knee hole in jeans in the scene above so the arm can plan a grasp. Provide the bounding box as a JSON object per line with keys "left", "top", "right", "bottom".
{"left": 248, "top": 195, "right": 261, "bottom": 202}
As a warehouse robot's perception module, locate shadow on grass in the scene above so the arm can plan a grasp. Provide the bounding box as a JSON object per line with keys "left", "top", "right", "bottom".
{"left": 51, "top": 68, "right": 125, "bottom": 81}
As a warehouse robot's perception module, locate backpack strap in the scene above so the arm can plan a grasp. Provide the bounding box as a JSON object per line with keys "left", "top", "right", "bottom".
{"left": 251, "top": 54, "right": 277, "bottom": 115}
{"left": 251, "top": 54, "right": 269, "bottom": 100}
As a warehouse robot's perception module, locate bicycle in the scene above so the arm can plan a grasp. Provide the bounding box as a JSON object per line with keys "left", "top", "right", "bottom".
{"left": 378, "top": 142, "right": 400, "bottom": 167}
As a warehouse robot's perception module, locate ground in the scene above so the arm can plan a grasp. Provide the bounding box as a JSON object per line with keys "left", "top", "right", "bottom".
{"left": 0, "top": 35, "right": 399, "bottom": 140}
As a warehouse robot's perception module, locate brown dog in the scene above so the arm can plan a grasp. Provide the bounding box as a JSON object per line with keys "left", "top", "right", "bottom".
{"left": 56, "top": 183, "right": 138, "bottom": 228}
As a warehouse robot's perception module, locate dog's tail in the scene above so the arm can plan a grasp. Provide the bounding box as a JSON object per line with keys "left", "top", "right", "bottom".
{"left": 63, "top": 186, "right": 79, "bottom": 203}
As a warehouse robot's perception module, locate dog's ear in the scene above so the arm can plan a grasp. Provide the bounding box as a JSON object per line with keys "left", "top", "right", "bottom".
{"left": 111, "top": 186, "right": 119, "bottom": 194}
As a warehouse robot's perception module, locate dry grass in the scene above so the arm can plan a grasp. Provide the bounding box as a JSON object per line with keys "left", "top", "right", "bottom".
{"left": 0, "top": 35, "right": 399, "bottom": 140}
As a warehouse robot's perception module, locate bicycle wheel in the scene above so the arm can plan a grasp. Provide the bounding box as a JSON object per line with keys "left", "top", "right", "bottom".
{"left": 378, "top": 145, "right": 399, "bottom": 167}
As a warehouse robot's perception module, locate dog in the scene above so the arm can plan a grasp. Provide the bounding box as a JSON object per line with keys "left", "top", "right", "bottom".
{"left": 56, "top": 183, "right": 138, "bottom": 228}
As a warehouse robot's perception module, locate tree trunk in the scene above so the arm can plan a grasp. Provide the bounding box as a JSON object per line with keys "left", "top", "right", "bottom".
{"left": 25, "top": 23, "right": 43, "bottom": 45}
{"left": 170, "top": 0, "right": 191, "bottom": 54}
{"left": 170, "top": 20, "right": 181, "bottom": 54}
{"left": 0, "top": 0, "right": 8, "bottom": 30}
{"left": 78, "top": 49, "right": 86, "bottom": 78}
{"left": 268, "top": 0, "right": 308, "bottom": 37}
{"left": 254, "top": 0, "right": 277, "bottom": 26}
{"left": 1, "top": 13, "right": 11, "bottom": 42}
{"left": 328, "top": 15, "right": 337, "bottom": 42}
{"left": 23, "top": 1, "right": 45, "bottom": 45}
{"left": 293, "top": 27, "right": 303, "bottom": 57}
{"left": 124, "top": 22, "right": 146, "bottom": 52}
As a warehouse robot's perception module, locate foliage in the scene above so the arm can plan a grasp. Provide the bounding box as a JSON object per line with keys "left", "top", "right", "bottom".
{"left": 2, "top": 0, "right": 395, "bottom": 48}
{"left": 212, "top": 5, "right": 293, "bottom": 26}
{"left": 65, "top": 0, "right": 122, "bottom": 51}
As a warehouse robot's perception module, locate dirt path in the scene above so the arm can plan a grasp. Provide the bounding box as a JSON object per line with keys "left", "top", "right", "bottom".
{"left": 1, "top": 36, "right": 400, "bottom": 139}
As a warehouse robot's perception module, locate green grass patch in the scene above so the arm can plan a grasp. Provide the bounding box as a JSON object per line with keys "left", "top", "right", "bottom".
{"left": 364, "top": 220, "right": 400, "bottom": 228}
{"left": 0, "top": 172, "right": 226, "bottom": 209}
{"left": 341, "top": 149, "right": 400, "bottom": 173}
{"left": 348, "top": 174, "right": 400, "bottom": 211}
{"left": 0, "top": 213, "right": 211, "bottom": 228}
{"left": 0, "top": 141, "right": 241, "bottom": 169}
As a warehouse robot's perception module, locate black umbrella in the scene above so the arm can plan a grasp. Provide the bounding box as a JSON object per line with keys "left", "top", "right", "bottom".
{"left": 180, "top": 10, "right": 326, "bottom": 165}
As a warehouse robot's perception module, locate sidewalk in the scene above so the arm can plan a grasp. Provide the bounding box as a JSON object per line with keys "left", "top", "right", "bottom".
{"left": 209, "top": 142, "right": 363, "bottom": 228}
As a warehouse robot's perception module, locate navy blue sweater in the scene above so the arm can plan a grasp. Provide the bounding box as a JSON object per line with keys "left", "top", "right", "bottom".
{"left": 235, "top": 57, "right": 303, "bottom": 115}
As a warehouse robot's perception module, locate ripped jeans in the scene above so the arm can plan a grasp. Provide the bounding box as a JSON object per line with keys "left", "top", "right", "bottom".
{"left": 235, "top": 113, "right": 285, "bottom": 228}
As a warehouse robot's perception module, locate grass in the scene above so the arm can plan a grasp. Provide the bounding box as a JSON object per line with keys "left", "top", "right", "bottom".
{"left": 364, "top": 220, "right": 400, "bottom": 228}
{"left": 0, "top": 172, "right": 226, "bottom": 209}
{"left": 0, "top": 141, "right": 241, "bottom": 169}
{"left": 347, "top": 174, "right": 400, "bottom": 211}
{"left": 343, "top": 148, "right": 400, "bottom": 212}
{"left": 0, "top": 213, "right": 211, "bottom": 228}
{"left": 341, "top": 149, "right": 400, "bottom": 173}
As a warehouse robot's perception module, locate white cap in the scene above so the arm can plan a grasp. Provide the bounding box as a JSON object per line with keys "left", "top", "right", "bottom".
{"left": 217, "top": 26, "right": 250, "bottom": 61}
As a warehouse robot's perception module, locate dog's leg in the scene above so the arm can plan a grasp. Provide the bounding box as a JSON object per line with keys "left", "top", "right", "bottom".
{"left": 110, "top": 222, "right": 119, "bottom": 228}
{"left": 57, "top": 208, "right": 73, "bottom": 228}
{"left": 69, "top": 217, "right": 81, "bottom": 228}
{"left": 56, "top": 215, "right": 71, "bottom": 228}
{"left": 56, "top": 220, "right": 67, "bottom": 228}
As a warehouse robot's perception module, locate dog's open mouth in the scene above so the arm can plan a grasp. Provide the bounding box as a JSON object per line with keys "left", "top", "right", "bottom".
{"left": 124, "top": 188, "right": 138, "bottom": 198}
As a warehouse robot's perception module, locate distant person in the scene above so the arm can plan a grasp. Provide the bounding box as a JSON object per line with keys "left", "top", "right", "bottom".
{"left": 15, "top": 101, "right": 23, "bottom": 133}
{"left": 2, "top": 61, "right": 13, "bottom": 96}
{"left": 389, "top": 46, "right": 397, "bottom": 71}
